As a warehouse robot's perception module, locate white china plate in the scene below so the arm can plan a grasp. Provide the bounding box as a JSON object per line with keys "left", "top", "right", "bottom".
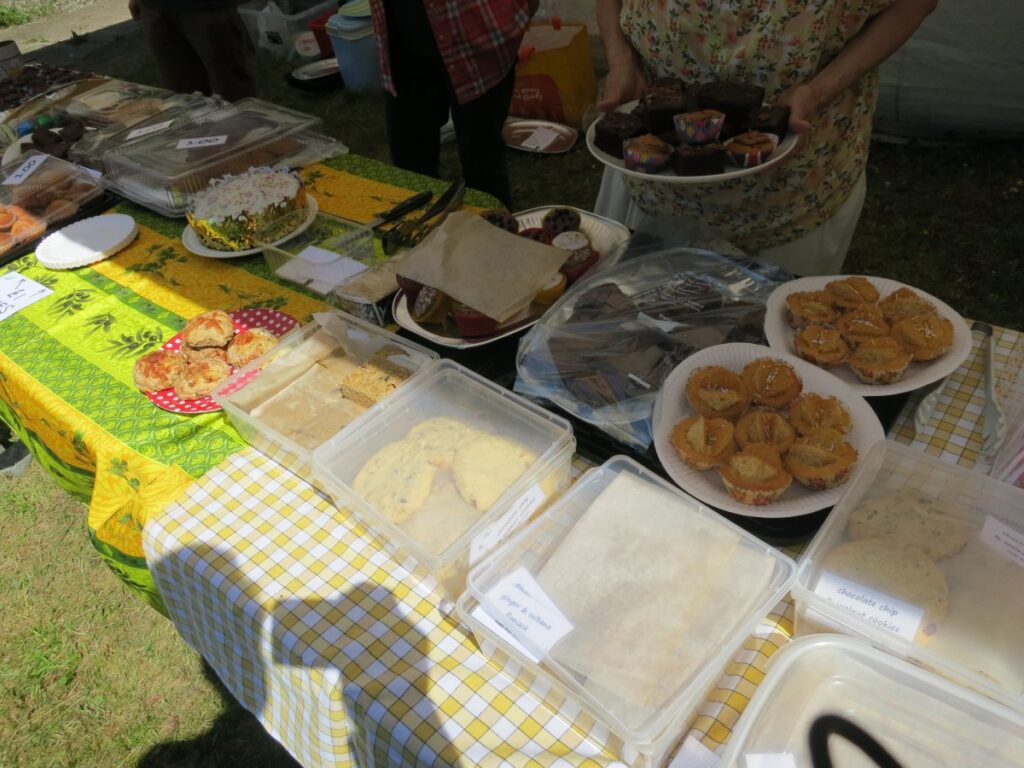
{"left": 764, "top": 275, "right": 972, "bottom": 397}
{"left": 181, "top": 197, "right": 318, "bottom": 258}
{"left": 585, "top": 100, "right": 798, "bottom": 184}
{"left": 652, "top": 342, "right": 885, "bottom": 519}
{"left": 391, "top": 206, "right": 630, "bottom": 349}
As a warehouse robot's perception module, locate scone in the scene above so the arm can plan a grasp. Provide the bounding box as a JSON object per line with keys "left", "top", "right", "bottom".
{"left": 788, "top": 393, "right": 851, "bottom": 437}
{"left": 174, "top": 357, "right": 231, "bottom": 400}
{"left": 820, "top": 537, "right": 949, "bottom": 635}
{"left": 181, "top": 343, "right": 228, "bottom": 365}
{"left": 794, "top": 324, "right": 849, "bottom": 368}
{"left": 133, "top": 349, "right": 183, "bottom": 392}
{"left": 784, "top": 428, "right": 858, "bottom": 490}
{"left": 452, "top": 434, "right": 537, "bottom": 511}
{"left": 227, "top": 327, "right": 279, "bottom": 368}
{"left": 826, "top": 276, "right": 879, "bottom": 310}
{"left": 685, "top": 365, "right": 749, "bottom": 420}
{"left": 734, "top": 409, "right": 797, "bottom": 455}
{"left": 785, "top": 290, "right": 837, "bottom": 328}
{"left": 846, "top": 490, "right": 970, "bottom": 560}
{"left": 890, "top": 314, "right": 954, "bottom": 361}
{"left": 354, "top": 441, "right": 436, "bottom": 523}
{"left": 181, "top": 310, "right": 235, "bottom": 349}
{"left": 741, "top": 358, "right": 802, "bottom": 408}
{"left": 670, "top": 415, "right": 736, "bottom": 470}
{"left": 847, "top": 336, "right": 912, "bottom": 384}
{"left": 718, "top": 444, "right": 792, "bottom": 505}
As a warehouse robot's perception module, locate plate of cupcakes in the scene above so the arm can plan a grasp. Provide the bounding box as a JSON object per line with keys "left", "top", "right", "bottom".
{"left": 586, "top": 78, "right": 798, "bottom": 183}
{"left": 764, "top": 275, "right": 972, "bottom": 397}
{"left": 653, "top": 343, "right": 884, "bottom": 519}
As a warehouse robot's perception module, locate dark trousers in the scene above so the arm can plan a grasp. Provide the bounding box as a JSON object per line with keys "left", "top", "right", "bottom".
{"left": 139, "top": 2, "right": 256, "bottom": 101}
{"left": 384, "top": 48, "right": 515, "bottom": 208}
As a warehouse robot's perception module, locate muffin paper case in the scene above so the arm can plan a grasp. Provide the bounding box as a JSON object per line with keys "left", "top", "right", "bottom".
{"left": 673, "top": 109, "right": 725, "bottom": 145}
{"left": 622, "top": 135, "right": 672, "bottom": 173}
{"left": 724, "top": 132, "right": 780, "bottom": 168}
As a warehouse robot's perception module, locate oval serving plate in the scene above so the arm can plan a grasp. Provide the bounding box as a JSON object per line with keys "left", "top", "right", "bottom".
{"left": 390, "top": 206, "right": 630, "bottom": 349}
{"left": 586, "top": 100, "right": 798, "bottom": 184}
{"left": 652, "top": 342, "right": 885, "bottom": 519}
{"left": 764, "top": 275, "right": 972, "bottom": 397}
{"left": 181, "top": 197, "right": 319, "bottom": 259}
{"left": 503, "top": 119, "right": 579, "bottom": 154}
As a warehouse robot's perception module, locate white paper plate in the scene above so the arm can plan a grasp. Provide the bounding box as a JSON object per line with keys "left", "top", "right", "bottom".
{"left": 652, "top": 342, "right": 885, "bottom": 519}
{"left": 764, "top": 275, "right": 972, "bottom": 397}
{"left": 35, "top": 213, "right": 138, "bottom": 270}
{"left": 585, "top": 100, "right": 799, "bottom": 184}
{"left": 391, "top": 206, "right": 630, "bottom": 349}
{"left": 181, "top": 197, "right": 318, "bottom": 259}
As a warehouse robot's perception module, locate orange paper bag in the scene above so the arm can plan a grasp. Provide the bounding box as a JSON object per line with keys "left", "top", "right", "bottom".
{"left": 511, "top": 19, "right": 597, "bottom": 130}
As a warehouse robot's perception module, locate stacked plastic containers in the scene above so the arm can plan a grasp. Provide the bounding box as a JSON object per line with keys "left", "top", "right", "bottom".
{"left": 718, "top": 635, "right": 1024, "bottom": 767}
{"left": 312, "top": 359, "right": 576, "bottom": 604}
{"left": 57, "top": 79, "right": 172, "bottom": 128}
{"left": 792, "top": 439, "right": 1024, "bottom": 710}
{"left": 457, "top": 457, "right": 796, "bottom": 767}
{"left": 101, "top": 98, "right": 342, "bottom": 216}
{"left": 213, "top": 310, "right": 436, "bottom": 476}
{"left": 255, "top": 209, "right": 392, "bottom": 325}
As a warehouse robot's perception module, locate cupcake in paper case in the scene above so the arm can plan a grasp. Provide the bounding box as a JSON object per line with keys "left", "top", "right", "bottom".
{"left": 724, "top": 130, "right": 780, "bottom": 168}
{"left": 673, "top": 109, "right": 726, "bottom": 144}
{"left": 622, "top": 133, "right": 673, "bottom": 173}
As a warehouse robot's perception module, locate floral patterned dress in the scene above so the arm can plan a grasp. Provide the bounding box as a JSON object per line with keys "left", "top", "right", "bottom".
{"left": 619, "top": 0, "right": 894, "bottom": 252}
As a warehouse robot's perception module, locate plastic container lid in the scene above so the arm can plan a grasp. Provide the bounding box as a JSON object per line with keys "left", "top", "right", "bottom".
{"left": 719, "top": 635, "right": 1024, "bottom": 767}
{"left": 312, "top": 359, "right": 575, "bottom": 573}
{"left": 326, "top": 12, "right": 373, "bottom": 33}
{"left": 792, "top": 439, "right": 1024, "bottom": 710}
{"left": 101, "top": 98, "right": 328, "bottom": 217}
{"left": 458, "top": 456, "right": 796, "bottom": 767}
{"left": 213, "top": 310, "right": 437, "bottom": 477}
{"left": 338, "top": 0, "right": 371, "bottom": 17}
{"left": 59, "top": 79, "right": 171, "bottom": 127}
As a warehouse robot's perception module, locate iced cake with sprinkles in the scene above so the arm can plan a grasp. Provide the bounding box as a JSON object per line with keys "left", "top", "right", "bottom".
{"left": 187, "top": 168, "right": 307, "bottom": 251}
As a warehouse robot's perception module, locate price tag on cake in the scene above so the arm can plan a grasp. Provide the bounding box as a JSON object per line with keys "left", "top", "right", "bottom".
{"left": 520, "top": 126, "right": 560, "bottom": 152}
{"left": 176, "top": 135, "right": 229, "bottom": 150}
{"left": 3, "top": 154, "right": 46, "bottom": 186}
{"left": 127, "top": 119, "right": 173, "bottom": 141}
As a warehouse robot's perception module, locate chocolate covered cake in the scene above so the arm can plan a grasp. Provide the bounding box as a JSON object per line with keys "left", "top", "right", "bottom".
{"left": 698, "top": 81, "right": 765, "bottom": 136}
{"left": 672, "top": 142, "right": 726, "bottom": 176}
{"left": 594, "top": 112, "right": 645, "bottom": 158}
{"left": 746, "top": 105, "right": 790, "bottom": 138}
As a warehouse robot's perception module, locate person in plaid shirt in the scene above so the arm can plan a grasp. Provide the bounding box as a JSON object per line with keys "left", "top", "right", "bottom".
{"left": 370, "top": 0, "right": 539, "bottom": 207}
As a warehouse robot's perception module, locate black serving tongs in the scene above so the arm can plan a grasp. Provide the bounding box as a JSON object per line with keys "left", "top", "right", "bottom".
{"left": 381, "top": 178, "right": 466, "bottom": 255}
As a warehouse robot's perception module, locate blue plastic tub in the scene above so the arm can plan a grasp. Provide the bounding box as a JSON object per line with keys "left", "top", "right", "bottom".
{"left": 326, "top": 13, "right": 381, "bottom": 94}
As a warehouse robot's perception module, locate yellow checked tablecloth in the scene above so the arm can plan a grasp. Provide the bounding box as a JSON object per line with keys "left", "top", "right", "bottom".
{"left": 143, "top": 325, "right": 1022, "bottom": 766}
{"left": 0, "top": 154, "right": 496, "bottom": 612}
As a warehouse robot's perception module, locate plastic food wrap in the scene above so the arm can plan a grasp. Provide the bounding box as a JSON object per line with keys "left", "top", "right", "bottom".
{"left": 514, "top": 245, "right": 784, "bottom": 451}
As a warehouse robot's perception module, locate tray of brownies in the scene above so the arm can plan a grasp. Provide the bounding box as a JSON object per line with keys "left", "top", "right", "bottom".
{"left": 586, "top": 78, "right": 798, "bottom": 182}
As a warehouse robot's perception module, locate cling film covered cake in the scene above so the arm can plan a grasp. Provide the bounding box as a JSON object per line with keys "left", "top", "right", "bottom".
{"left": 187, "top": 168, "right": 307, "bottom": 251}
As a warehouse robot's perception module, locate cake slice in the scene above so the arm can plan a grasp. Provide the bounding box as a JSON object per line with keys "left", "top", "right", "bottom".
{"left": 340, "top": 345, "right": 414, "bottom": 408}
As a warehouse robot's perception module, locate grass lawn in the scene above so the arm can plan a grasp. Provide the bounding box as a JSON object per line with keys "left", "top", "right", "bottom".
{"left": 2, "top": 17, "right": 1023, "bottom": 768}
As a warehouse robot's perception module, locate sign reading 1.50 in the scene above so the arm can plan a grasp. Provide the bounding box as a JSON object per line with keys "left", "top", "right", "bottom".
{"left": 176, "top": 135, "right": 229, "bottom": 150}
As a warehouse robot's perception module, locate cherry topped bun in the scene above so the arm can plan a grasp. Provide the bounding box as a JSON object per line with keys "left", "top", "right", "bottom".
{"left": 480, "top": 209, "right": 519, "bottom": 233}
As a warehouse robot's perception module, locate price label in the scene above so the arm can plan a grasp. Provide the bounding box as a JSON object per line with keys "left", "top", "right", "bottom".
{"left": 0, "top": 272, "right": 54, "bottom": 322}
{"left": 980, "top": 515, "right": 1024, "bottom": 568}
{"left": 3, "top": 154, "right": 46, "bottom": 186}
{"left": 520, "top": 126, "right": 560, "bottom": 151}
{"left": 814, "top": 570, "right": 923, "bottom": 640}
{"left": 176, "top": 134, "right": 228, "bottom": 150}
{"left": 127, "top": 119, "right": 173, "bottom": 140}
{"left": 482, "top": 566, "right": 573, "bottom": 657}
{"left": 469, "top": 483, "right": 547, "bottom": 565}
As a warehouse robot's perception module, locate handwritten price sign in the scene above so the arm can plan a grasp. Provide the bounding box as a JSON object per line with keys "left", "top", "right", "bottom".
{"left": 127, "top": 120, "right": 173, "bottom": 141}
{"left": 176, "top": 135, "right": 229, "bottom": 150}
{"left": 2, "top": 154, "right": 47, "bottom": 186}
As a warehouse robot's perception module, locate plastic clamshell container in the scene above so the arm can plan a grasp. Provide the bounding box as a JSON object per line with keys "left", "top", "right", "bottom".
{"left": 312, "top": 359, "right": 576, "bottom": 604}
{"left": 792, "top": 439, "right": 1024, "bottom": 711}
{"left": 213, "top": 310, "right": 437, "bottom": 477}
{"left": 101, "top": 98, "right": 337, "bottom": 217}
{"left": 238, "top": 0, "right": 337, "bottom": 59}
{"left": 719, "top": 635, "right": 1024, "bottom": 767}
{"left": 0, "top": 152, "right": 104, "bottom": 255}
{"left": 58, "top": 79, "right": 171, "bottom": 127}
{"left": 457, "top": 456, "right": 796, "bottom": 768}
{"left": 258, "top": 209, "right": 393, "bottom": 324}
{"left": 69, "top": 92, "right": 225, "bottom": 170}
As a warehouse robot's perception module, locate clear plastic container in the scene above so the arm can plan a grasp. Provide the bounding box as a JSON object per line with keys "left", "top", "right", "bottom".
{"left": 58, "top": 79, "right": 171, "bottom": 128}
{"left": 238, "top": 0, "right": 338, "bottom": 59}
{"left": 68, "top": 92, "right": 225, "bottom": 170}
{"left": 0, "top": 151, "right": 103, "bottom": 256}
{"left": 257, "top": 209, "right": 392, "bottom": 323}
{"left": 792, "top": 439, "right": 1024, "bottom": 710}
{"left": 457, "top": 456, "right": 796, "bottom": 767}
{"left": 102, "top": 98, "right": 340, "bottom": 217}
{"left": 312, "top": 359, "right": 576, "bottom": 604}
{"left": 213, "top": 310, "right": 437, "bottom": 477}
{"left": 719, "top": 635, "right": 1024, "bottom": 768}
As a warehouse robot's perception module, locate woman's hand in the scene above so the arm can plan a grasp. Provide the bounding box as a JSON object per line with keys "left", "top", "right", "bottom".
{"left": 778, "top": 83, "right": 821, "bottom": 134}
{"left": 598, "top": 59, "right": 647, "bottom": 112}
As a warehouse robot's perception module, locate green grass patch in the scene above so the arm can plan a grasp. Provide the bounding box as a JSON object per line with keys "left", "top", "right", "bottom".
{"left": 0, "top": 1, "right": 59, "bottom": 28}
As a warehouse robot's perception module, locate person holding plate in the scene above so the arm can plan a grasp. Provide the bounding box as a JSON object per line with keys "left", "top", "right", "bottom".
{"left": 593, "top": 0, "right": 937, "bottom": 276}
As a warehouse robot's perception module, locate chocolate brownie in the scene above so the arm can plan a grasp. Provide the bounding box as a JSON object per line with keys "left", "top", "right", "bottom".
{"left": 698, "top": 81, "right": 765, "bottom": 137}
{"left": 672, "top": 142, "right": 726, "bottom": 176}
{"left": 640, "top": 80, "right": 688, "bottom": 134}
{"left": 745, "top": 105, "right": 791, "bottom": 138}
{"left": 593, "top": 112, "right": 644, "bottom": 159}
